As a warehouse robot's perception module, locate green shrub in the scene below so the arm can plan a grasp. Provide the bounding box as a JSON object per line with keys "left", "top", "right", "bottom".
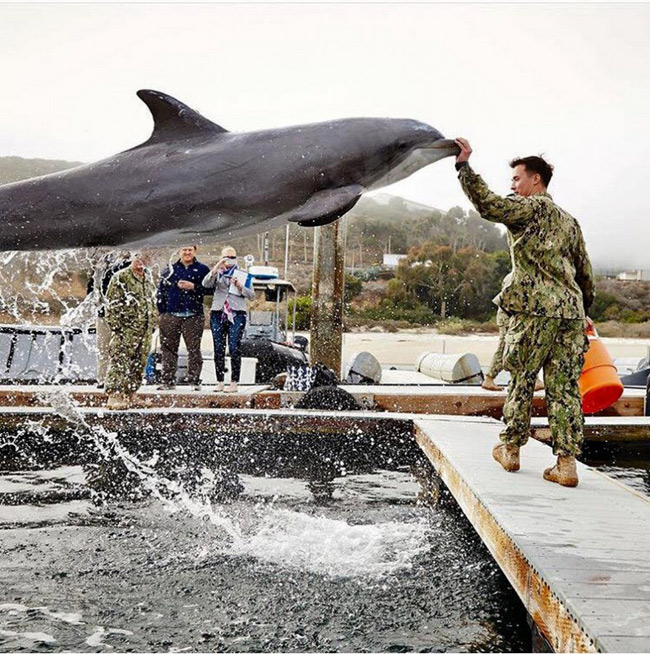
{"left": 288, "top": 295, "right": 312, "bottom": 330}
{"left": 619, "top": 309, "right": 649, "bottom": 324}
{"left": 436, "top": 317, "right": 500, "bottom": 335}
{"left": 349, "top": 266, "right": 381, "bottom": 282}
{"left": 344, "top": 274, "right": 363, "bottom": 303}
{"left": 590, "top": 291, "right": 620, "bottom": 321}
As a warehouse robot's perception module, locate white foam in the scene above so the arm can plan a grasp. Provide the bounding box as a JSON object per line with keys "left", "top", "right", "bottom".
{"left": 0, "top": 500, "right": 90, "bottom": 525}
{"left": 233, "top": 507, "right": 428, "bottom": 578}
{"left": 0, "top": 628, "right": 56, "bottom": 643}
{"left": 86, "top": 626, "right": 133, "bottom": 647}
{"left": 0, "top": 603, "right": 83, "bottom": 625}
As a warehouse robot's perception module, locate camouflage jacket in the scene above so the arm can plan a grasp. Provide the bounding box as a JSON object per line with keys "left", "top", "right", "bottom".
{"left": 105, "top": 267, "right": 157, "bottom": 334}
{"left": 458, "top": 164, "right": 594, "bottom": 319}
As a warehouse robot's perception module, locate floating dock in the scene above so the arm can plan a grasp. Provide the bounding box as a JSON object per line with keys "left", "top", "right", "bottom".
{"left": 0, "top": 384, "right": 645, "bottom": 418}
{"left": 415, "top": 416, "right": 650, "bottom": 653}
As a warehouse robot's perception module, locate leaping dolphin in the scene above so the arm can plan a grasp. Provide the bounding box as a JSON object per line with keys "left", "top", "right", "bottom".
{"left": 0, "top": 90, "right": 459, "bottom": 251}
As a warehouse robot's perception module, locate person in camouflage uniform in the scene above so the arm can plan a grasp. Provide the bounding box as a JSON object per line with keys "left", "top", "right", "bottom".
{"left": 455, "top": 138, "right": 594, "bottom": 487}
{"left": 483, "top": 256, "right": 544, "bottom": 392}
{"left": 104, "top": 251, "right": 157, "bottom": 409}
{"left": 482, "top": 304, "right": 511, "bottom": 390}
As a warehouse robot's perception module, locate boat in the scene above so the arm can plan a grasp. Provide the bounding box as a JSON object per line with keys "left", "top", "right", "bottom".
{"left": 239, "top": 277, "right": 308, "bottom": 383}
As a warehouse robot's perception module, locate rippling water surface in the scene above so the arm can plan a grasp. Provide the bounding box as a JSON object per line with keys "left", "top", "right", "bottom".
{"left": 582, "top": 441, "right": 650, "bottom": 498}
{"left": 0, "top": 465, "right": 531, "bottom": 652}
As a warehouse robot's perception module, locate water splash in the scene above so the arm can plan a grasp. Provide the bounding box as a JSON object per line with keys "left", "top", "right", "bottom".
{"left": 0, "top": 249, "right": 101, "bottom": 326}
{"left": 233, "top": 507, "right": 429, "bottom": 578}
{"left": 20, "top": 392, "right": 426, "bottom": 579}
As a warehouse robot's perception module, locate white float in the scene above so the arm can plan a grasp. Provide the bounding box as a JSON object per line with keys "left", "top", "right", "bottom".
{"left": 415, "top": 352, "right": 484, "bottom": 385}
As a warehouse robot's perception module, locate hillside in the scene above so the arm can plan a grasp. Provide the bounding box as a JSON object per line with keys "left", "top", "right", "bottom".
{"left": 0, "top": 156, "right": 82, "bottom": 184}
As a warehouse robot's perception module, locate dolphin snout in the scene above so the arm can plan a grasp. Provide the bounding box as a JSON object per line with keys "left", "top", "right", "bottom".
{"left": 429, "top": 138, "right": 461, "bottom": 156}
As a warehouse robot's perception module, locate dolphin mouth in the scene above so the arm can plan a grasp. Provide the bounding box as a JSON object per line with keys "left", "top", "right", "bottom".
{"left": 428, "top": 138, "right": 461, "bottom": 155}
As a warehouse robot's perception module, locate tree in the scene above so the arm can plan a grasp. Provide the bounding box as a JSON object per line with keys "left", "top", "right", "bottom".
{"left": 385, "top": 242, "right": 510, "bottom": 321}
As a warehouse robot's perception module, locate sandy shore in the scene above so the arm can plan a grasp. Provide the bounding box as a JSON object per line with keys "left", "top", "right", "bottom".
{"left": 199, "top": 329, "right": 650, "bottom": 368}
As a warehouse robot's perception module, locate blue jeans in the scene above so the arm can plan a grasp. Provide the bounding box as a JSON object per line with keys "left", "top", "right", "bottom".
{"left": 210, "top": 310, "right": 247, "bottom": 382}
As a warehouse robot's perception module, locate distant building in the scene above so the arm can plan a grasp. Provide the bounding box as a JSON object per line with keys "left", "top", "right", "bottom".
{"left": 382, "top": 253, "right": 407, "bottom": 269}
{"left": 616, "top": 270, "right": 644, "bottom": 282}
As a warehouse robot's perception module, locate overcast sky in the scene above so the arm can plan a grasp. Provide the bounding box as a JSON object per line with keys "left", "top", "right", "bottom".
{"left": 0, "top": 2, "right": 648, "bottom": 269}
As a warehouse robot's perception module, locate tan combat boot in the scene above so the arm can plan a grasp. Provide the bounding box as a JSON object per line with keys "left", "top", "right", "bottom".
{"left": 482, "top": 376, "right": 502, "bottom": 391}
{"left": 543, "top": 455, "right": 579, "bottom": 487}
{"left": 106, "top": 393, "right": 130, "bottom": 410}
{"left": 492, "top": 443, "right": 520, "bottom": 472}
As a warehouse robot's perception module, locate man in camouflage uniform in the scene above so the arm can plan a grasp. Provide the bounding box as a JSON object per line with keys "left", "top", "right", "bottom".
{"left": 483, "top": 254, "right": 544, "bottom": 393}
{"left": 104, "top": 251, "right": 157, "bottom": 409}
{"left": 455, "top": 138, "right": 594, "bottom": 487}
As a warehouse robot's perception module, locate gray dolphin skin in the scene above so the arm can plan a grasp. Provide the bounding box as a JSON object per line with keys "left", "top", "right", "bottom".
{"left": 0, "top": 90, "right": 459, "bottom": 251}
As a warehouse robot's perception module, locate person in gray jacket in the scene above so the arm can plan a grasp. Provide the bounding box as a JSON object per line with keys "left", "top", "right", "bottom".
{"left": 202, "top": 246, "right": 255, "bottom": 392}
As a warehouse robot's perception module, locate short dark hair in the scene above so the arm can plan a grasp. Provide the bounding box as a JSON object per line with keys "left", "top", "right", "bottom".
{"left": 509, "top": 155, "right": 554, "bottom": 187}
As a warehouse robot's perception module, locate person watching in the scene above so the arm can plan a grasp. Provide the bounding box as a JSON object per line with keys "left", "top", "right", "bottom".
{"left": 156, "top": 245, "right": 211, "bottom": 391}
{"left": 104, "top": 250, "right": 157, "bottom": 410}
{"left": 87, "top": 250, "right": 131, "bottom": 389}
{"left": 202, "top": 246, "right": 255, "bottom": 393}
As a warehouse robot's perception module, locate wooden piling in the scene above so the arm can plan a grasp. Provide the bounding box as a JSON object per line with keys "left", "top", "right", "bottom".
{"left": 309, "top": 220, "right": 346, "bottom": 376}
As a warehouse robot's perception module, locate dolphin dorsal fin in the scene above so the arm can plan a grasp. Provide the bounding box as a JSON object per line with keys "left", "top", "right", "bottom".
{"left": 137, "top": 89, "right": 228, "bottom": 144}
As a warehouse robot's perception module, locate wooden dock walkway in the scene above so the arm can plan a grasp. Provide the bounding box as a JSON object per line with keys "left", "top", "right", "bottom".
{"left": 415, "top": 416, "right": 650, "bottom": 653}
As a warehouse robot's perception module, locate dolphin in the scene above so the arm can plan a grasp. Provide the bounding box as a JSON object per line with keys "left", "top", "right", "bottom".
{"left": 0, "top": 90, "right": 459, "bottom": 251}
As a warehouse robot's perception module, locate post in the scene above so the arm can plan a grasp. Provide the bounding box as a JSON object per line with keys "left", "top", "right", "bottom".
{"left": 645, "top": 364, "right": 650, "bottom": 417}
{"left": 310, "top": 219, "right": 346, "bottom": 376}
{"left": 263, "top": 232, "right": 269, "bottom": 266}
{"left": 284, "top": 224, "right": 290, "bottom": 280}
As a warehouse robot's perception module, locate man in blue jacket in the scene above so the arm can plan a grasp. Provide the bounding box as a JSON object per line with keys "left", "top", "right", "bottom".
{"left": 156, "top": 245, "right": 211, "bottom": 390}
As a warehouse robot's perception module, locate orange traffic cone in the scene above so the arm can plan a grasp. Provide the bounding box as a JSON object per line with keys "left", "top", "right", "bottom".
{"left": 579, "top": 321, "right": 624, "bottom": 414}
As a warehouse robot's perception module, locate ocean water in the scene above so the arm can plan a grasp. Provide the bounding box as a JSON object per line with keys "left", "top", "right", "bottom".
{"left": 0, "top": 464, "right": 531, "bottom": 653}
{"left": 582, "top": 440, "right": 650, "bottom": 498}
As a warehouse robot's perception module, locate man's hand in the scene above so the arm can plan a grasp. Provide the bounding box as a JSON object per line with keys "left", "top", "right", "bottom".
{"left": 232, "top": 278, "right": 243, "bottom": 292}
{"left": 455, "top": 138, "right": 472, "bottom": 164}
{"left": 177, "top": 280, "right": 194, "bottom": 291}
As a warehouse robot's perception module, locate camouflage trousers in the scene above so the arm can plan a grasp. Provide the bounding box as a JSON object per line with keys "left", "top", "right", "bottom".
{"left": 105, "top": 327, "right": 153, "bottom": 396}
{"left": 486, "top": 307, "right": 510, "bottom": 379}
{"left": 501, "top": 313, "right": 588, "bottom": 456}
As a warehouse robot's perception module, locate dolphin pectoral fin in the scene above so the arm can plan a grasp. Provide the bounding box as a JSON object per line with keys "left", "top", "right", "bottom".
{"left": 289, "top": 185, "right": 363, "bottom": 227}
{"left": 136, "top": 89, "right": 229, "bottom": 145}
{"left": 296, "top": 214, "right": 343, "bottom": 228}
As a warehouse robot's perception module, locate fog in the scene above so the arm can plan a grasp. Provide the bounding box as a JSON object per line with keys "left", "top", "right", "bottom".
{"left": 0, "top": 3, "right": 647, "bottom": 269}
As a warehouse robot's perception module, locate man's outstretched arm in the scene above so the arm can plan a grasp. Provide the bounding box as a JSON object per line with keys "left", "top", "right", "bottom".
{"left": 455, "top": 138, "right": 533, "bottom": 229}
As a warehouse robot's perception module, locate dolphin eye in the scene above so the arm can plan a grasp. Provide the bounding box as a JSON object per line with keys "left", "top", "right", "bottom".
{"left": 398, "top": 143, "right": 409, "bottom": 152}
